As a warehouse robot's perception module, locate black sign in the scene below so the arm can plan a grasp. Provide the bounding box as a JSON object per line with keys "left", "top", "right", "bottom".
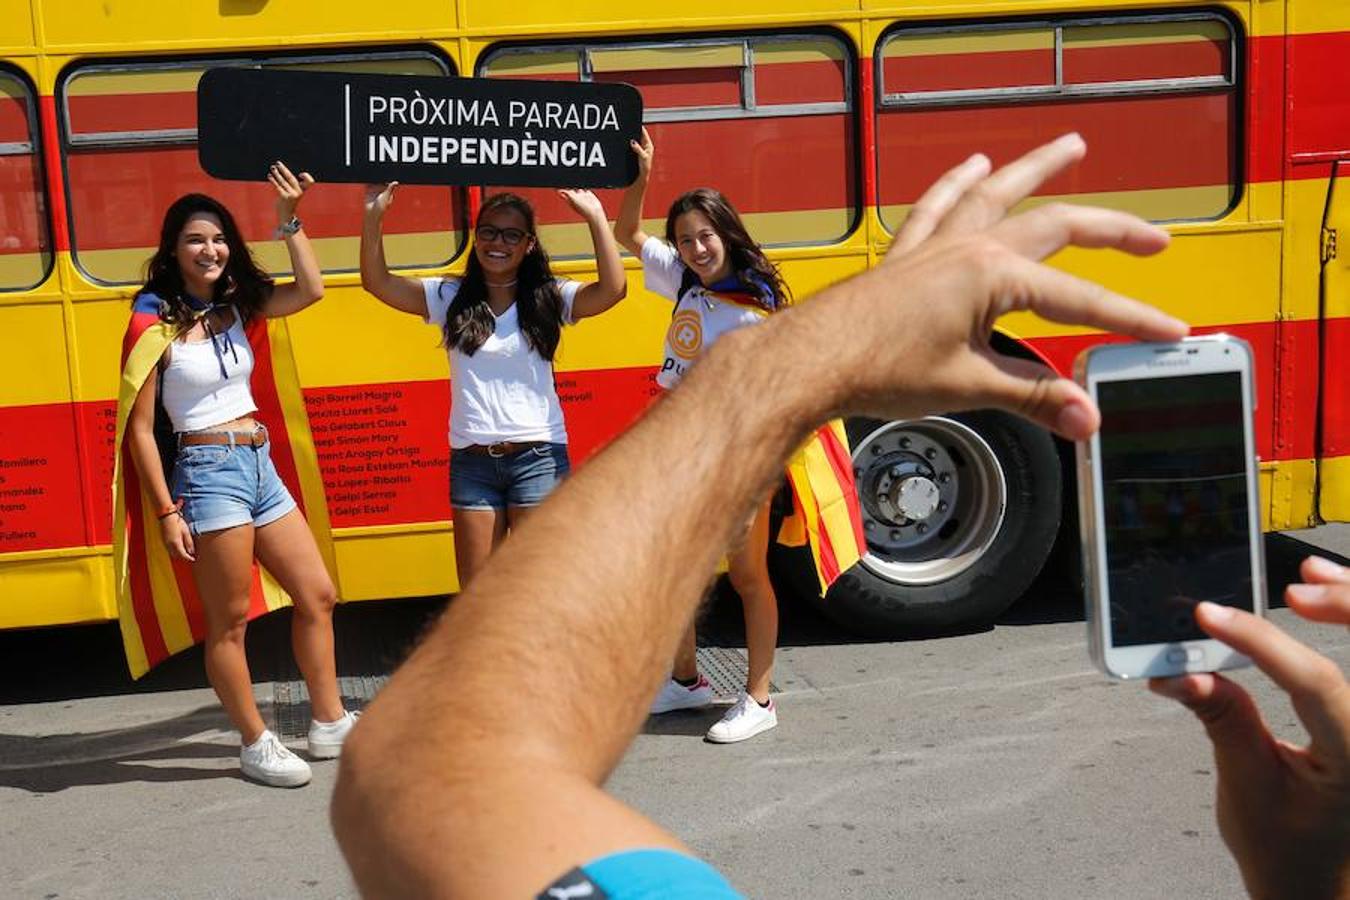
{"left": 198, "top": 68, "right": 642, "bottom": 188}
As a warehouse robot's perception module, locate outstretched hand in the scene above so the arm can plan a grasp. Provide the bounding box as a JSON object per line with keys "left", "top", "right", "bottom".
{"left": 559, "top": 188, "right": 606, "bottom": 223}
{"left": 1150, "top": 558, "right": 1350, "bottom": 900}
{"left": 803, "top": 133, "right": 1188, "bottom": 440}
{"left": 269, "top": 161, "right": 314, "bottom": 223}
{"left": 364, "top": 182, "right": 398, "bottom": 218}
{"left": 629, "top": 126, "right": 653, "bottom": 179}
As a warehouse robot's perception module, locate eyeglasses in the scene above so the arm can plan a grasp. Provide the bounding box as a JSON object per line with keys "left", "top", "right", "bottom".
{"left": 474, "top": 225, "right": 529, "bottom": 246}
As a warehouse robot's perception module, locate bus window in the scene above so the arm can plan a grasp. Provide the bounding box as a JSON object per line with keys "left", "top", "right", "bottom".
{"left": 480, "top": 33, "right": 857, "bottom": 257}
{"left": 876, "top": 12, "right": 1238, "bottom": 231}
{"left": 0, "top": 70, "right": 50, "bottom": 292}
{"left": 61, "top": 51, "right": 464, "bottom": 286}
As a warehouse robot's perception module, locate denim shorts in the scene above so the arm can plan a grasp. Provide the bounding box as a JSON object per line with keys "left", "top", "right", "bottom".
{"left": 170, "top": 439, "right": 297, "bottom": 535}
{"left": 449, "top": 443, "right": 570, "bottom": 511}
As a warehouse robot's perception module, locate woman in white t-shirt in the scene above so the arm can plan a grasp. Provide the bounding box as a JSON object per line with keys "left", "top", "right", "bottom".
{"left": 615, "top": 128, "right": 791, "bottom": 744}
{"left": 360, "top": 186, "right": 626, "bottom": 588}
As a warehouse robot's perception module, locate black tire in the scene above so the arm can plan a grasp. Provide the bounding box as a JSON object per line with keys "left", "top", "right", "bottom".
{"left": 771, "top": 410, "right": 1063, "bottom": 636}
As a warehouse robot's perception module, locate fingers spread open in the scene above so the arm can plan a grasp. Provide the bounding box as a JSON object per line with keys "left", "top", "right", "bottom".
{"left": 888, "top": 153, "right": 991, "bottom": 257}
{"left": 937, "top": 133, "right": 1087, "bottom": 235}
{"left": 996, "top": 256, "right": 1189, "bottom": 344}
{"left": 989, "top": 203, "right": 1170, "bottom": 263}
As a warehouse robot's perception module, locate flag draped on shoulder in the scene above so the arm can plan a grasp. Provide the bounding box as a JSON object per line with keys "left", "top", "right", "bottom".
{"left": 112, "top": 293, "right": 336, "bottom": 678}
{"left": 778, "top": 421, "right": 867, "bottom": 593}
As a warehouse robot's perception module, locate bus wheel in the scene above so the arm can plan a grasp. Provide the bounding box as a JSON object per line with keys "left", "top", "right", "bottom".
{"left": 778, "top": 412, "right": 1062, "bottom": 635}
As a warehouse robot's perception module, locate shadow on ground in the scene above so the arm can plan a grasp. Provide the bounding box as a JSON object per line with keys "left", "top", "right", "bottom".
{"left": 0, "top": 597, "right": 445, "bottom": 707}
{"left": 0, "top": 704, "right": 244, "bottom": 792}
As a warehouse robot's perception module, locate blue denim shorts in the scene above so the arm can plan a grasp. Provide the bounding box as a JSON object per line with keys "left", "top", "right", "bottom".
{"left": 449, "top": 443, "right": 570, "bottom": 511}
{"left": 170, "top": 438, "right": 297, "bottom": 535}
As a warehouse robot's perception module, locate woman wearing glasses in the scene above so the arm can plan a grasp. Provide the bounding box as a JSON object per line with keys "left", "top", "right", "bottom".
{"left": 360, "top": 187, "right": 625, "bottom": 586}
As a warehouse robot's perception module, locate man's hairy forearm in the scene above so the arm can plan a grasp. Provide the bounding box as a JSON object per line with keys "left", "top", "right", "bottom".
{"left": 359, "top": 305, "right": 836, "bottom": 777}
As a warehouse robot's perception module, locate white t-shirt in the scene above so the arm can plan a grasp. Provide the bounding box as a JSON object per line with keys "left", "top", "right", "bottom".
{"left": 641, "top": 238, "right": 770, "bottom": 390}
{"left": 422, "top": 277, "right": 579, "bottom": 448}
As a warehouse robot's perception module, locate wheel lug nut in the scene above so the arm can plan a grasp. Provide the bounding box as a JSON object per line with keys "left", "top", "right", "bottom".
{"left": 937, "top": 501, "right": 948, "bottom": 512}
{"left": 939, "top": 472, "right": 951, "bottom": 483}
{"left": 899, "top": 438, "right": 911, "bottom": 449}
{"left": 889, "top": 465, "right": 902, "bottom": 477}
{"left": 916, "top": 523, "right": 929, "bottom": 534}
{"left": 924, "top": 448, "right": 937, "bottom": 460}
{"left": 865, "top": 520, "right": 875, "bottom": 530}
{"left": 870, "top": 444, "right": 882, "bottom": 455}
{"left": 889, "top": 529, "right": 902, "bottom": 541}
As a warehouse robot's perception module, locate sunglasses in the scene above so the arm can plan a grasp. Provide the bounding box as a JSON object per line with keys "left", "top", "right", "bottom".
{"left": 474, "top": 225, "right": 530, "bottom": 246}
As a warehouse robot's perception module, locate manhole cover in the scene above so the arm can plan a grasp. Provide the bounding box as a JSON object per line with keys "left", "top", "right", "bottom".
{"left": 273, "top": 675, "right": 388, "bottom": 741}
{"left": 695, "top": 646, "right": 775, "bottom": 700}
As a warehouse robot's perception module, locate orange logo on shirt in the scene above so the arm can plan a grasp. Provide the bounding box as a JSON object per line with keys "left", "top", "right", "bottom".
{"left": 669, "top": 310, "right": 703, "bottom": 360}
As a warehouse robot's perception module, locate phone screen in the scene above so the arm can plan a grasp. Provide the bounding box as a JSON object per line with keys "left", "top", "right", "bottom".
{"left": 1097, "top": 372, "right": 1254, "bottom": 646}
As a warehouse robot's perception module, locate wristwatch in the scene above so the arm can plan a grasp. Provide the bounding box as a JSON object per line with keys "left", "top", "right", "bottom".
{"left": 276, "top": 216, "right": 303, "bottom": 237}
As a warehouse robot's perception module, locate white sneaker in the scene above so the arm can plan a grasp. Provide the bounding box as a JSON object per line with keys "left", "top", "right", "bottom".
{"left": 706, "top": 692, "right": 777, "bottom": 743}
{"left": 650, "top": 675, "right": 714, "bottom": 714}
{"left": 308, "top": 709, "right": 360, "bottom": 760}
{"left": 240, "top": 730, "right": 312, "bottom": 787}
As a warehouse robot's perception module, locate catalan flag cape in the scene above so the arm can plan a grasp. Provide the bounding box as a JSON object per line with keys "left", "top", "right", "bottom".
{"left": 778, "top": 419, "right": 867, "bottom": 593}
{"left": 695, "top": 272, "right": 865, "bottom": 592}
{"left": 112, "top": 293, "right": 337, "bottom": 678}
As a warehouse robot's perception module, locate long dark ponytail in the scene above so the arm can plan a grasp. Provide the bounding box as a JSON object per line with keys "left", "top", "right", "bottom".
{"left": 443, "top": 193, "right": 564, "bottom": 360}
{"left": 138, "top": 193, "right": 273, "bottom": 328}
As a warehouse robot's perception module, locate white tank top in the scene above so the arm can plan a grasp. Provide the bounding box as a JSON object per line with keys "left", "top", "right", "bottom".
{"left": 160, "top": 314, "right": 258, "bottom": 432}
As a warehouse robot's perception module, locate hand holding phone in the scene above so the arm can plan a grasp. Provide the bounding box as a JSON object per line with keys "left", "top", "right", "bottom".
{"left": 1075, "top": 335, "right": 1265, "bottom": 679}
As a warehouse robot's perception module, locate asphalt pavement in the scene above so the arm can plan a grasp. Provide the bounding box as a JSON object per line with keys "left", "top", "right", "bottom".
{"left": 2, "top": 527, "right": 1348, "bottom": 899}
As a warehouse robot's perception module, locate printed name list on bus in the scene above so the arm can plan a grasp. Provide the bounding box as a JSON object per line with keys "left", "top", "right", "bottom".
{"left": 198, "top": 68, "right": 643, "bottom": 188}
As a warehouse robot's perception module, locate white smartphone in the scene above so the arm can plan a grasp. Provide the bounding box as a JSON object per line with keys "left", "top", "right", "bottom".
{"left": 1074, "top": 335, "right": 1266, "bottom": 679}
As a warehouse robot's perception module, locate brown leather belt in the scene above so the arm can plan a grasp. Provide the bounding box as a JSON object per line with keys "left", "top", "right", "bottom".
{"left": 179, "top": 425, "right": 268, "bottom": 448}
{"left": 458, "top": 441, "right": 549, "bottom": 458}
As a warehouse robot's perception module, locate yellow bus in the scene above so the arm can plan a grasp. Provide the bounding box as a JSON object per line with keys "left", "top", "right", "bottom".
{"left": 1, "top": 0, "right": 1346, "bottom": 646}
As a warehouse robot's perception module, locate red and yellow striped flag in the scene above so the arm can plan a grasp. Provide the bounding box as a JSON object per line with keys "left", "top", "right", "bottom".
{"left": 112, "top": 294, "right": 336, "bottom": 678}
{"left": 779, "top": 420, "right": 866, "bottom": 592}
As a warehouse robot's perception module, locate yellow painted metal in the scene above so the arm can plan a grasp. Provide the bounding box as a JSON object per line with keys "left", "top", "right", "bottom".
{"left": 333, "top": 529, "right": 458, "bottom": 600}
{"left": 0, "top": 552, "right": 113, "bottom": 629}
{"left": 38, "top": 0, "right": 460, "bottom": 53}
{"left": 0, "top": 301, "right": 73, "bottom": 405}
{"left": 1000, "top": 224, "right": 1283, "bottom": 338}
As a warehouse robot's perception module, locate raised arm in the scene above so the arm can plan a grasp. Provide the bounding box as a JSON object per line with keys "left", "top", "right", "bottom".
{"left": 562, "top": 189, "right": 627, "bottom": 321}
{"left": 613, "top": 127, "right": 654, "bottom": 257}
{"left": 359, "top": 182, "right": 429, "bottom": 318}
{"left": 263, "top": 162, "right": 325, "bottom": 318}
{"left": 331, "top": 136, "right": 1188, "bottom": 898}
{"left": 125, "top": 360, "right": 194, "bottom": 562}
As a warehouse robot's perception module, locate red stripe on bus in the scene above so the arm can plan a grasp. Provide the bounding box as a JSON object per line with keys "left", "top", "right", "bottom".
{"left": 67, "top": 91, "right": 196, "bottom": 136}
{"left": 1063, "top": 39, "right": 1228, "bottom": 84}
{"left": 39, "top": 96, "right": 70, "bottom": 253}
{"left": 877, "top": 93, "right": 1234, "bottom": 203}
{"left": 1320, "top": 316, "right": 1350, "bottom": 457}
{"left": 883, "top": 48, "right": 1053, "bottom": 93}
{"left": 594, "top": 67, "right": 740, "bottom": 109}
{"left": 0, "top": 155, "right": 45, "bottom": 254}
{"left": 67, "top": 149, "right": 457, "bottom": 250}
{"left": 1023, "top": 319, "right": 1319, "bottom": 462}
{"left": 0, "top": 94, "right": 28, "bottom": 144}
{"left": 860, "top": 56, "right": 877, "bottom": 211}
{"left": 755, "top": 57, "right": 847, "bottom": 106}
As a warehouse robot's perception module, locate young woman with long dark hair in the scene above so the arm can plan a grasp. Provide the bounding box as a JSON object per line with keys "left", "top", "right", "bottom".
{"left": 360, "top": 186, "right": 626, "bottom": 587}
{"left": 123, "top": 164, "right": 355, "bottom": 787}
{"left": 615, "top": 129, "right": 791, "bottom": 743}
